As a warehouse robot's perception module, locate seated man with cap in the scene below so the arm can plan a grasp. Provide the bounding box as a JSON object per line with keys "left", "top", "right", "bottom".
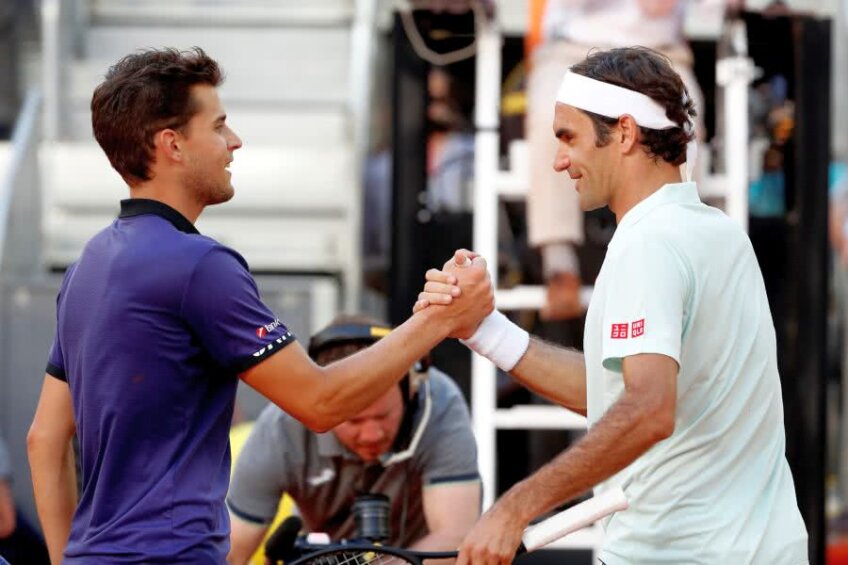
{"left": 226, "top": 315, "right": 481, "bottom": 564}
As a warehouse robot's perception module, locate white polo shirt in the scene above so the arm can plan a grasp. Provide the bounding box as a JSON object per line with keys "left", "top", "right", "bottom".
{"left": 584, "top": 182, "right": 808, "bottom": 564}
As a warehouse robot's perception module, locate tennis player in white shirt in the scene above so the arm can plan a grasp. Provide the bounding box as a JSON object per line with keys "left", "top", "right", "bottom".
{"left": 416, "top": 46, "right": 808, "bottom": 565}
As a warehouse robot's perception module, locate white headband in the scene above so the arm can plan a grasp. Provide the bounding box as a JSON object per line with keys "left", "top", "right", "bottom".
{"left": 556, "top": 70, "right": 696, "bottom": 180}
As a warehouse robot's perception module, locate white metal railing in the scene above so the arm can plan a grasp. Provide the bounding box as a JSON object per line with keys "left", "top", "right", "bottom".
{"left": 0, "top": 90, "right": 43, "bottom": 275}
{"left": 344, "top": 0, "right": 379, "bottom": 312}
{"left": 470, "top": 8, "right": 501, "bottom": 512}
{"left": 716, "top": 20, "right": 756, "bottom": 229}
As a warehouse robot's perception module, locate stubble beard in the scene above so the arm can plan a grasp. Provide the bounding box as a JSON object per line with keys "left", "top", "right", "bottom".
{"left": 184, "top": 166, "right": 234, "bottom": 208}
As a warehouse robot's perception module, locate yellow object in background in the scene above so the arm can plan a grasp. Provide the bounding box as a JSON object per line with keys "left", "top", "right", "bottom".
{"left": 230, "top": 422, "right": 296, "bottom": 565}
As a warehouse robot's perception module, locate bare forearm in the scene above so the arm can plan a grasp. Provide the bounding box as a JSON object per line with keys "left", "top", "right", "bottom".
{"left": 410, "top": 530, "right": 464, "bottom": 552}
{"left": 30, "top": 440, "right": 76, "bottom": 564}
{"left": 510, "top": 338, "right": 587, "bottom": 415}
{"left": 500, "top": 392, "right": 668, "bottom": 523}
{"left": 409, "top": 531, "right": 465, "bottom": 565}
{"left": 315, "top": 308, "right": 450, "bottom": 425}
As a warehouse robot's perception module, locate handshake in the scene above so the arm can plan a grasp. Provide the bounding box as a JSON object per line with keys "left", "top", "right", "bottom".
{"left": 413, "top": 249, "right": 529, "bottom": 373}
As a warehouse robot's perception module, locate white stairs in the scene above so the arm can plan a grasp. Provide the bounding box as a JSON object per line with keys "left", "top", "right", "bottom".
{"left": 40, "top": 0, "right": 378, "bottom": 312}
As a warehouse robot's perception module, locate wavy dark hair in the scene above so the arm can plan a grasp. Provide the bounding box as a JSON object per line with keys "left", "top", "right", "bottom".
{"left": 570, "top": 47, "right": 695, "bottom": 166}
{"left": 91, "top": 47, "right": 223, "bottom": 185}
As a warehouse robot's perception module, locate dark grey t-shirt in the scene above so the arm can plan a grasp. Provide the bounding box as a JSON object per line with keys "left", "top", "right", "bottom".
{"left": 226, "top": 369, "right": 479, "bottom": 547}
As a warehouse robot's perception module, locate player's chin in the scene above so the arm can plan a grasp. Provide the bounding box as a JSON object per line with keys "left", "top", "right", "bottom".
{"left": 579, "top": 195, "right": 604, "bottom": 212}
{"left": 208, "top": 185, "right": 235, "bottom": 206}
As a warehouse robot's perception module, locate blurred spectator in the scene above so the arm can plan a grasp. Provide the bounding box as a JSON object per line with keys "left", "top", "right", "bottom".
{"left": 525, "top": 0, "right": 707, "bottom": 320}
{"left": 426, "top": 66, "right": 475, "bottom": 213}
{"left": 0, "top": 436, "right": 49, "bottom": 564}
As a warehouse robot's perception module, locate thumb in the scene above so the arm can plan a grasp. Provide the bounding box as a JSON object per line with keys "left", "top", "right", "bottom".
{"left": 454, "top": 249, "right": 478, "bottom": 267}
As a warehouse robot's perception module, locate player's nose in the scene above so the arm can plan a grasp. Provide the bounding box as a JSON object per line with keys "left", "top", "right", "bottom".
{"left": 553, "top": 149, "right": 571, "bottom": 172}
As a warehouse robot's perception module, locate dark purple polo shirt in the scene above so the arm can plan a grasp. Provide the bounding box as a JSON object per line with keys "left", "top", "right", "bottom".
{"left": 46, "top": 199, "right": 294, "bottom": 563}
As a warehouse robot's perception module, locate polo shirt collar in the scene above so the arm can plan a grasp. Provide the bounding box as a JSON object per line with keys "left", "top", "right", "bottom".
{"left": 616, "top": 182, "right": 700, "bottom": 232}
{"left": 119, "top": 199, "right": 199, "bottom": 235}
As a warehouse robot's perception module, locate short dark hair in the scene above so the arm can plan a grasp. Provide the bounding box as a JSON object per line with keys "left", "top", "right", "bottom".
{"left": 90, "top": 47, "right": 223, "bottom": 185}
{"left": 570, "top": 47, "right": 696, "bottom": 166}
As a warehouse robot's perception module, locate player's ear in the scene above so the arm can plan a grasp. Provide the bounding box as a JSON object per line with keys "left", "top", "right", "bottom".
{"left": 155, "top": 128, "right": 184, "bottom": 164}
{"left": 617, "top": 114, "right": 639, "bottom": 154}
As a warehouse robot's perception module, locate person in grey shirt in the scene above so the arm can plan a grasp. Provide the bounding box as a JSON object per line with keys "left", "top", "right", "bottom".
{"left": 226, "top": 316, "right": 481, "bottom": 564}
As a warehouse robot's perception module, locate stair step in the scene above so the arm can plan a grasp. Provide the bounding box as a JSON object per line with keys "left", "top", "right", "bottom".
{"left": 89, "top": 0, "right": 354, "bottom": 27}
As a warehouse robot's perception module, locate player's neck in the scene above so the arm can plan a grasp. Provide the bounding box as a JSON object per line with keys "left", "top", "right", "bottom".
{"left": 128, "top": 175, "right": 203, "bottom": 225}
{"left": 610, "top": 160, "right": 683, "bottom": 223}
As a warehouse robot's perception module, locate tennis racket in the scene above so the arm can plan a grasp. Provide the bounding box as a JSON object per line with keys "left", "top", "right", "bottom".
{"left": 288, "top": 486, "right": 628, "bottom": 565}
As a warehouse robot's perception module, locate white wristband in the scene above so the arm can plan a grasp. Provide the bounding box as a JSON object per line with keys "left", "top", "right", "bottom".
{"left": 461, "top": 311, "right": 530, "bottom": 372}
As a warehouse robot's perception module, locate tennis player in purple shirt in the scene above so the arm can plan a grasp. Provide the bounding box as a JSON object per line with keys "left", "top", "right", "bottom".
{"left": 26, "top": 47, "right": 493, "bottom": 564}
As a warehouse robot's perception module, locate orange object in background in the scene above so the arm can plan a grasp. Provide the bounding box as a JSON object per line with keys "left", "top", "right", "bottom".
{"left": 828, "top": 540, "right": 848, "bottom": 564}
{"left": 525, "top": 0, "right": 546, "bottom": 59}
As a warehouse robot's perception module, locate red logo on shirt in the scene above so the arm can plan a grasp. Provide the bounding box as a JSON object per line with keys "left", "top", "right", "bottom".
{"left": 631, "top": 319, "right": 645, "bottom": 337}
{"left": 256, "top": 319, "right": 283, "bottom": 339}
{"left": 611, "top": 323, "right": 629, "bottom": 339}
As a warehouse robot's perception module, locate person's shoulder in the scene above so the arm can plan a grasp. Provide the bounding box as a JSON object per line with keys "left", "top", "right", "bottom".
{"left": 254, "top": 402, "right": 312, "bottom": 442}
{"left": 179, "top": 236, "right": 252, "bottom": 277}
{"left": 424, "top": 368, "right": 471, "bottom": 422}
{"left": 426, "top": 368, "right": 465, "bottom": 400}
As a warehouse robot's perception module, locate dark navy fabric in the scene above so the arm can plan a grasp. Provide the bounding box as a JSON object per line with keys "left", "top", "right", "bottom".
{"left": 46, "top": 199, "right": 294, "bottom": 563}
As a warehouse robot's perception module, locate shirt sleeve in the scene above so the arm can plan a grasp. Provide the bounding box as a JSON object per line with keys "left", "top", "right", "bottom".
{"left": 417, "top": 372, "right": 481, "bottom": 487}
{"left": 46, "top": 264, "right": 78, "bottom": 381}
{"left": 227, "top": 406, "right": 293, "bottom": 524}
{"left": 600, "top": 232, "right": 690, "bottom": 373}
{"left": 181, "top": 246, "right": 296, "bottom": 374}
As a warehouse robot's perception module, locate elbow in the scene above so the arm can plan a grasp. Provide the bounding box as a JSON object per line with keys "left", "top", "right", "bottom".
{"left": 643, "top": 407, "right": 675, "bottom": 443}
{"left": 301, "top": 382, "right": 353, "bottom": 433}
{"left": 27, "top": 423, "right": 70, "bottom": 460}
{"left": 26, "top": 425, "right": 48, "bottom": 460}
{"left": 302, "top": 416, "right": 335, "bottom": 435}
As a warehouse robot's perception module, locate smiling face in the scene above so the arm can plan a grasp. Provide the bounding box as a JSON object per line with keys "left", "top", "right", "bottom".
{"left": 178, "top": 84, "right": 242, "bottom": 206}
{"left": 552, "top": 103, "right": 620, "bottom": 212}
{"left": 333, "top": 385, "right": 404, "bottom": 463}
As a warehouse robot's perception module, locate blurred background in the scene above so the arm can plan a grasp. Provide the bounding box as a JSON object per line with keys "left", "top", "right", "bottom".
{"left": 0, "top": 0, "right": 845, "bottom": 563}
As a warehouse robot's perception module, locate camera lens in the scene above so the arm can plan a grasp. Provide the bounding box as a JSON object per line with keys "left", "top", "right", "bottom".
{"left": 352, "top": 493, "right": 390, "bottom": 542}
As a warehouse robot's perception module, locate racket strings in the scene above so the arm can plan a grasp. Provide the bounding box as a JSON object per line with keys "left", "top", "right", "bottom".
{"left": 298, "top": 549, "right": 416, "bottom": 565}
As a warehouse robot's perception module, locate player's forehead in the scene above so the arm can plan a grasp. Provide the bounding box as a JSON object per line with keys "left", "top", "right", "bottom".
{"left": 189, "top": 83, "right": 225, "bottom": 120}
{"left": 553, "top": 102, "right": 592, "bottom": 135}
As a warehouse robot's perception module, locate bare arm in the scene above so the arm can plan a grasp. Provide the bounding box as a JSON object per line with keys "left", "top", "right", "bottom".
{"left": 509, "top": 338, "right": 587, "bottom": 415}
{"left": 410, "top": 482, "right": 481, "bottom": 553}
{"left": 415, "top": 265, "right": 586, "bottom": 414}
{"left": 456, "top": 353, "right": 678, "bottom": 565}
{"left": 243, "top": 257, "right": 493, "bottom": 433}
{"left": 227, "top": 515, "right": 268, "bottom": 565}
{"left": 28, "top": 375, "right": 77, "bottom": 564}
{"left": 0, "top": 479, "right": 15, "bottom": 539}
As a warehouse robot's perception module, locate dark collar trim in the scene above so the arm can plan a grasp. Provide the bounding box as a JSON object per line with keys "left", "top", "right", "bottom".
{"left": 119, "top": 199, "right": 199, "bottom": 235}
